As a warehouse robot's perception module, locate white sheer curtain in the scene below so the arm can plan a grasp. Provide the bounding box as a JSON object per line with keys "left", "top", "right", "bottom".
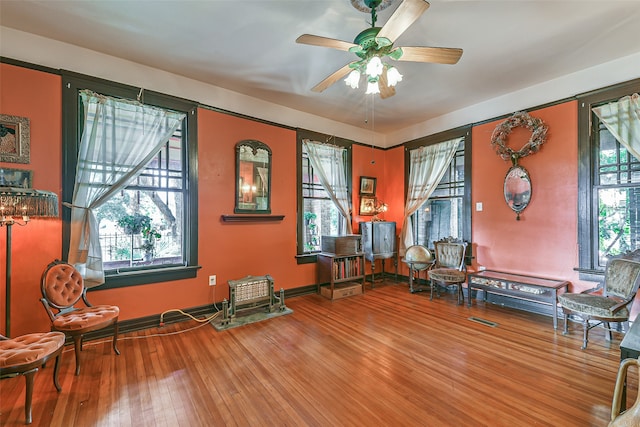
{"left": 303, "top": 139, "right": 353, "bottom": 234}
{"left": 592, "top": 93, "right": 640, "bottom": 160}
{"left": 399, "top": 138, "right": 460, "bottom": 256}
{"left": 68, "top": 89, "right": 185, "bottom": 288}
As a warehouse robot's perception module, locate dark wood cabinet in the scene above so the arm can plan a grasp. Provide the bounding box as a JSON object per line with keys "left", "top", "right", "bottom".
{"left": 359, "top": 221, "right": 397, "bottom": 283}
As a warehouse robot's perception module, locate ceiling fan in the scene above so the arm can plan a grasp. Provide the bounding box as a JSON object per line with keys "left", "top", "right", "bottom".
{"left": 296, "top": 0, "right": 463, "bottom": 99}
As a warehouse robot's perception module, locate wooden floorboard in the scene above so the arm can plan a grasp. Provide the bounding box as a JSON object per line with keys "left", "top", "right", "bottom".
{"left": 1, "top": 281, "right": 636, "bottom": 426}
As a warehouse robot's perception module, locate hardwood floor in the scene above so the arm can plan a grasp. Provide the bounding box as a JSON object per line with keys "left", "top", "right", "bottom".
{"left": 1, "top": 281, "right": 635, "bottom": 426}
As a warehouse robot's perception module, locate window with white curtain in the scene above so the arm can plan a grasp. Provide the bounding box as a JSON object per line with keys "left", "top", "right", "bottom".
{"left": 404, "top": 128, "right": 472, "bottom": 251}
{"left": 413, "top": 139, "right": 465, "bottom": 248}
{"left": 93, "top": 125, "right": 185, "bottom": 271}
{"left": 62, "top": 73, "right": 199, "bottom": 288}
{"left": 577, "top": 79, "right": 640, "bottom": 277}
{"left": 297, "top": 131, "right": 352, "bottom": 257}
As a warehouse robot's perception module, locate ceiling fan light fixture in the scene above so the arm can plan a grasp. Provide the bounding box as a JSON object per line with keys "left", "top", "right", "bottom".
{"left": 366, "top": 80, "right": 380, "bottom": 95}
{"left": 345, "top": 69, "right": 361, "bottom": 89}
{"left": 366, "top": 56, "right": 383, "bottom": 78}
{"left": 386, "top": 66, "right": 403, "bottom": 86}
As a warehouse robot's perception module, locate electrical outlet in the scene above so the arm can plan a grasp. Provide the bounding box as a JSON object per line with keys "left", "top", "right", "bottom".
{"left": 209, "top": 275, "right": 216, "bottom": 286}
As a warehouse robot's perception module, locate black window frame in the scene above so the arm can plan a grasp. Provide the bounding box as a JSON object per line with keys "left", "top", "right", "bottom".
{"left": 62, "top": 71, "right": 200, "bottom": 289}
{"left": 404, "top": 126, "right": 472, "bottom": 252}
{"left": 576, "top": 78, "right": 640, "bottom": 281}
{"left": 296, "top": 129, "right": 353, "bottom": 263}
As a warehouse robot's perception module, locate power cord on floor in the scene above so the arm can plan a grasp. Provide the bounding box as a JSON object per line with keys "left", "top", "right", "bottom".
{"left": 63, "top": 308, "right": 222, "bottom": 353}
{"left": 158, "top": 308, "right": 220, "bottom": 327}
{"left": 70, "top": 288, "right": 224, "bottom": 351}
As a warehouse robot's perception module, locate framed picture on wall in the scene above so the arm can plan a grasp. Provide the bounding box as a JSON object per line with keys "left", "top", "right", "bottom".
{"left": 0, "top": 167, "right": 33, "bottom": 188}
{"left": 359, "top": 196, "right": 376, "bottom": 216}
{"left": 0, "top": 114, "right": 30, "bottom": 164}
{"left": 359, "top": 176, "right": 376, "bottom": 196}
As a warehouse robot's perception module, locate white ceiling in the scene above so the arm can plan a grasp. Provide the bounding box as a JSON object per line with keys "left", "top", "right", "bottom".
{"left": 1, "top": 0, "right": 640, "bottom": 140}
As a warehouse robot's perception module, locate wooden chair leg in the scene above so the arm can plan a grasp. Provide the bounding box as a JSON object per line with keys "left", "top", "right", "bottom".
{"left": 113, "top": 323, "right": 120, "bottom": 356}
{"left": 73, "top": 335, "right": 83, "bottom": 376}
{"left": 582, "top": 320, "right": 589, "bottom": 350}
{"left": 604, "top": 322, "right": 613, "bottom": 341}
{"left": 53, "top": 354, "right": 62, "bottom": 392}
{"left": 24, "top": 368, "right": 38, "bottom": 425}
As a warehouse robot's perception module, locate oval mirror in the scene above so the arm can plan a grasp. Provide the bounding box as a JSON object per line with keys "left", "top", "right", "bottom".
{"left": 504, "top": 165, "right": 531, "bottom": 218}
{"left": 235, "top": 140, "right": 271, "bottom": 214}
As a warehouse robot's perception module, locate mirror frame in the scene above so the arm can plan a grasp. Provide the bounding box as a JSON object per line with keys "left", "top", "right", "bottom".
{"left": 235, "top": 139, "right": 272, "bottom": 214}
{"left": 503, "top": 165, "right": 532, "bottom": 218}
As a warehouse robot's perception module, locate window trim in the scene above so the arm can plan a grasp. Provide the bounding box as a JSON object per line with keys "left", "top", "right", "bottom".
{"left": 404, "top": 126, "right": 472, "bottom": 250}
{"left": 62, "top": 71, "right": 200, "bottom": 288}
{"left": 296, "top": 129, "right": 353, "bottom": 261}
{"left": 576, "top": 78, "right": 640, "bottom": 281}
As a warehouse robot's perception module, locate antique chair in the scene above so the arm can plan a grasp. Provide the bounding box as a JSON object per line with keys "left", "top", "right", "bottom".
{"left": 427, "top": 237, "right": 468, "bottom": 304}
{"left": 609, "top": 356, "right": 640, "bottom": 426}
{"left": 0, "top": 331, "right": 65, "bottom": 424}
{"left": 558, "top": 249, "right": 640, "bottom": 350}
{"left": 402, "top": 245, "right": 434, "bottom": 293}
{"left": 40, "top": 260, "right": 120, "bottom": 375}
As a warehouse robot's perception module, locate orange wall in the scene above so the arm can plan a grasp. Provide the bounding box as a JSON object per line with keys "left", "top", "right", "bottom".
{"left": 0, "top": 63, "right": 319, "bottom": 336}
{"left": 352, "top": 144, "right": 404, "bottom": 275}
{"left": 0, "top": 62, "right": 597, "bottom": 336}
{"left": 0, "top": 63, "right": 63, "bottom": 336}
{"left": 471, "top": 101, "right": 590, "bottom": 290}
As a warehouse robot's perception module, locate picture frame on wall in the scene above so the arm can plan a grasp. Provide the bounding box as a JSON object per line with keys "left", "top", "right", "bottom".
{"left": 0, "top": 114, "right": 30, "bottom": 164}
{"left": 359, "top": 196, "right": 376, "bottom": 216}
{"left": 0, "top": 167, "right": 33, "bottom": 188}
{"left": 359, "top": 176, "right": 376, "bottom": 196}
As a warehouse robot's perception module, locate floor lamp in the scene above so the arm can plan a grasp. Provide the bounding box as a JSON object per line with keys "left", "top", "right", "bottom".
{"left": 1, "top": 187, "right": 58, "bottom": 337}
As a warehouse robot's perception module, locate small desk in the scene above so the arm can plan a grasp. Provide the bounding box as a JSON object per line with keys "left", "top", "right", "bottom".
{"left": 467, "top": 270, "right": 569, "bottom": 330}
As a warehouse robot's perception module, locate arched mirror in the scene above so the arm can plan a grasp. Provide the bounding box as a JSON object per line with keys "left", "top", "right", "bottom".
{"left": 504, "top": 165, "right": 531, "bottom": 219}
{"left": 235, "top": 140, "right": 271, "bottom": 214}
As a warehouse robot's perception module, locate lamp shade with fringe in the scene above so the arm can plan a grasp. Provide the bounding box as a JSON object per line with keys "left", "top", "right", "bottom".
{"left": 0, "top": 187, "right": 59, "bottom": 219}
{"left": 1, "top": 186, "right": 58, "bottom": 337}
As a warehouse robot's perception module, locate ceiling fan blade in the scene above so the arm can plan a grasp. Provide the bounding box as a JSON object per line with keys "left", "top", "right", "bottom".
{"left": 396, "top": 46, "right": 463, "bottom": 64}
{"left": 378, "top": 69, "right": 396, "bottom": 99}
{"left": 296, "top": 34, "right": 357, "bottom": 52}
{"left": 311, "top": 63, "right": 355, "bottom": 93}
{"left": 377, "top": 0, "right": 430, "bottom": 44}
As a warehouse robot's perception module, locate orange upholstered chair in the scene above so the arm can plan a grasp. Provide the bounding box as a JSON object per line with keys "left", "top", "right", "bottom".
{"left": 40, "top": 260, "right": 120, "bottom": 375}
{"left": 0, "top": 332, "right": 65, "bottom": 424}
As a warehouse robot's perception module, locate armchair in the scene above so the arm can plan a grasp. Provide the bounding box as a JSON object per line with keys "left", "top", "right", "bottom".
{"left": 40, "top": 260, "right": 120, "bottom": 375}
{"left": 427, "top": 237, "right": 468, "bottom": 304}
{"left": 558, "top": 249, "right": 640, "bottom": 349}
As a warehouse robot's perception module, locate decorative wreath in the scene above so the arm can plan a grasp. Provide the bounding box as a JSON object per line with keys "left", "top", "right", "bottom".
{"left": 491, "top": 111, "right": 548, "bottom": 163}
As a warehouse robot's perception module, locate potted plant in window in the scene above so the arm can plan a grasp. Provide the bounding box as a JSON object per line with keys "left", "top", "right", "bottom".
{"left": 117, "top": 213, "right": 152, "bottom": 236}
{"left": 118, "top": 214, "right": 155, "bottom": 264}
{"left": 141, "top": 224, "right": 162, "bottom": 262}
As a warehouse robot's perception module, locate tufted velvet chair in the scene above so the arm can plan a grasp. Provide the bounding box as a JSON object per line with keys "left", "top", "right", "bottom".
{"left": 40, "top": 260, "right": 120, "bottom": 375}
{"left": 559, "top": 250, "right": 640, "bottom": 350}
{"left": 0, "top": 331, "right": 65, "bottom": 424}
{"left": 427, "top": 237, "right": 468, "bottom": 304}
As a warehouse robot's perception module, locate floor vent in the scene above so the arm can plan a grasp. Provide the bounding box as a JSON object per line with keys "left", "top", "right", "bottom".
{"left": 468, "top": 317, "right": 498, "bottom": 327}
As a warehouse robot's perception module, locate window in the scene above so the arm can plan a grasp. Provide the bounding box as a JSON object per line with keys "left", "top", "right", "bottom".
{"left": 62, "top": 73, "right": 199, "bottom": 288}
{"left": 94, "top": 127, "right": 184, "bottom": 270}
{"left": 577, "top": 79, "right": 640, "bottom": 278}
{"left": 413, "top": 139, "right": 465, "bottom": 247}
{"left": 297, "top": 131, "right": 352, "bottom": 258}
{"left": 405, "top": 128, "right": 471, "bottom": 249}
